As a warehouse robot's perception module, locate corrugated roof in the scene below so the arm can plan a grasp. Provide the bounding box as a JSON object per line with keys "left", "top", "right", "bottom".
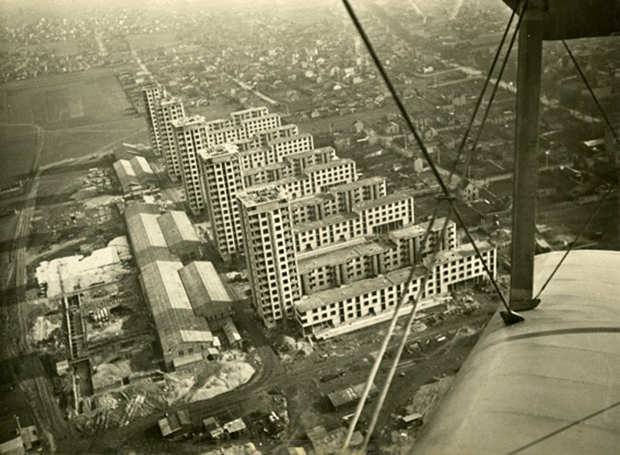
{"left": 141, "top": 260, "right": 213, "bottom": 357}
{"left": 114, "top": 159, "right": 140, "bottom": 192}
{"left": 130, "top": 155, "right": 154, "bottom": 176}
{"left": 158, "top": 211, "right": 201, "bottom": 247}
{"left": 125, "top": 204, "right": 174, "bottom": 268}
{"left": 179, "top": 262, "right": 231, "bottom": 311}
{"left": 414, "top": 250, "right": 620, "bottom": 455}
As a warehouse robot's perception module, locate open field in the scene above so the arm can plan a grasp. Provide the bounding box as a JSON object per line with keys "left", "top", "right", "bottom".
{"left": 0, "top": 124, "right": 39, "bottom": 182}
{"left": 186, "top": 97, "right": 244, "bottom": 122}
{"left": 0, "top": 69, "right": 147, "bottom": 181}
{"left": 0, "top": 69, "right": 133, "bottom": 129}
{"left": 296, "top": 106, "right": 399, "bottom": 135}
{"left": 40, "top": 119, "right": 146, "bottom": 166}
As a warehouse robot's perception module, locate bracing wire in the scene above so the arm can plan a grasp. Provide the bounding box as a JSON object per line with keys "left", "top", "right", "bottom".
{"left": 362, "top": 214, "right": 455, "bottom": 450}
{"left": 342, "top": 201, "right": 446, "bottom": 448}
{"left": 340, "top": 0, "right": 524, "bottom": 448}
{"left": 458, "top": 0, "right": 527, "bottom": 192}
{"left": 446, "top": 0, "right": 522, "bottom": 188}
{"left": 533, "top": 40, "right": 620, "bottom": 299}
{"left": 534, "top": 185, "right": 615, "bottom": 300}
{"left": 562, "top": 40, "right": 620, "bottom": 147}
{"left": 340, "top": 0, "right": 511, "bottom": 313}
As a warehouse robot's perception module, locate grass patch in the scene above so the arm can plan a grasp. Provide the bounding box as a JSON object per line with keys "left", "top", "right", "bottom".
{"left": 0, "top": 124, "right": 38, "bottom": 182}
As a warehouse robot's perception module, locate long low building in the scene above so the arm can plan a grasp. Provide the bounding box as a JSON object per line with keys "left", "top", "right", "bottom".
{"left": 125, "top": 203, "right": 231, "bottom": 370}
{"left": 113, "top": 156, "right": 159, "bottom": 197}
{"left": 125, "top": 204, "right": 203, "bottom": 268}
{"left": 140, "top": 260, "right": 214, "bottom": 370}
{"left": 179, "top": 261, "right": 233, "bottom": 325}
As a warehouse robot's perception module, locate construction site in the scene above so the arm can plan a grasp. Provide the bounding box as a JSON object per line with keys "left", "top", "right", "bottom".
{"left": 0, "top": 147, "right": 261, "bottom": 445}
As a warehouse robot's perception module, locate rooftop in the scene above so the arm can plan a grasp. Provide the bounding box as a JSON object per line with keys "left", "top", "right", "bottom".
{"left": 296, "top": 273, "right": 398, "bottom": 312}
{"left": 389, "top": 217, "right": 453, "bottom": 240}
{"left": 328, "top": 176, "right": 386, "bottom": 193}
{"left": 241, "top": 112, "right": 280, "bottom": 124}
{"left": 129, "top": 155, "right": 154, "bottom": 175}
{"left": 125, "top": 204, "right": 168, "bottom": 254}
{"left": 159, "top": 96, "right": 183, "bottom": 107}
{"left": 158, "top": 210, "right": 201, "bottom": 246}
{"left": 268, "top": 132, "right": 312, "bottom": 146}
{"left": 294, "top": 211, "right": 359, "bottom": 233}
{"left": 354, "top": 192, "right": 414, "bottom": 211}
{"left": 290, "top": 193, "right": 334, "bottom": 210}
{"left": 140, "top": 260, "right": 213, "bottom": 354}
{"left": 298, "top": 238, "right": 394, "bottom": 274}
{"left": 303, "top": 158, "right": 354, "bottom": 174}
{"left": 179, "top": 261, "right": 231, "bottom": 310}
{"left": 197, "top": 143, "right": 239, "bottom": 161}
{"left": 171, "top": 115, "right": 206, "bottom": 128}
{"left": 238, "top": 185, "right": 287, "bottom": 207}
{"left": 230, "top": 106, "right": 269, "bottom": 116}
{"left": 243, "top": 160, "right": 288, "bottom": 176}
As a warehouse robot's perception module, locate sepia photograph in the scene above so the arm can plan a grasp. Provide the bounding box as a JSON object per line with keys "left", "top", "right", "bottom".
{"left": 0, "top": 1, "right": 618, "bottom": 454}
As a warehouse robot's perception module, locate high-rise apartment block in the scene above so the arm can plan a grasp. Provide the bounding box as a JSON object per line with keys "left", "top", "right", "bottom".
{"left": 198, "top": 143, "right": 245, "bottom": 261}
{"left": 154, "top": 96, "right": 185, "bottom": 180}
{"left": 141, "top": 83, "right": 167, "bottom": 157}
{"left": 145, "top": 94, "right": 497, "bottom": 336}
{"left": 238, "top": 187, "right": 301, "bottom": 327}
{"left": 171, "top": 115, "right": 210, "bottom": 215}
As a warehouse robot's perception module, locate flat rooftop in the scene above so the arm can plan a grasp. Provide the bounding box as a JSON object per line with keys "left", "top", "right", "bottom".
{"left": 290, "top": 193, "right": 334, "bottom": 210}
{"left": 329, "top": 176, "right": 386, "bottom": 193}
{"left": 171, "top": 115, "right": 206, "bottom": 128}
{"left": 230, "top": 106, "right": 269, "bottom": 116}
{"left": 197, "top": 143, "right": 239, "bottom": 161}
{"left": 298, "top": 238, "right": 394, "bottom": 273}
{"left": 294, "top": 211, "right": 359, "bottom": 233}
{"left": 389, "top": 217, "right": 452, "bottom": 240}
{"left": 268, "top": 132, "right": 312, "bottom": 146}
{"left": 303, "top": 158, "right": 354, "bottom": 174}
{"left": 354, "top": 192, "right": 413, "bottom": 211}
{"left": 243, "top": 160, "right": 288, "bottom": 176}
{"left": 296, "top": 273, "right": 401, "bottom": 312}
{"left": 238, "top": 185, "right": 287, "bottom": 207}
{"left": 159, "top": 96, "right": 183, "bottom": 106}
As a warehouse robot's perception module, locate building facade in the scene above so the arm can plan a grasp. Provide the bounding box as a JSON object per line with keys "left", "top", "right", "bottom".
{"left": 141, "top": 83, "right": 167, "bottom": 156}
{"left": 238, "top": 186, "right": 301, "bottom": 328}
{"left": 172, "top": 116, "right": 210, "bottom": 214}
{"left": 153, "top": 96, "right": 185, "bottom": 180}
{"left": 199, "top": 143, "right": 245, "bottom": 261}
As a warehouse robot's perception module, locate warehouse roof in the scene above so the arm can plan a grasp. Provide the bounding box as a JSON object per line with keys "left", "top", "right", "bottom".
{"left": 130, "top": 155, "right": 154, "bottom": 177}
{"left": 158, "top": 210, "right": 201, "bottom": 247}
{"left": 414, "top": 250, "right": 620, "bottom": 455}
{"left": 141, "top": 260, "right": 213, "bottom": 355}
{"left": 179, "top": 261, "right": 231, "bottom": 311}
{"left": 125, "top": 204, "right": 174, "bottom": 268}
